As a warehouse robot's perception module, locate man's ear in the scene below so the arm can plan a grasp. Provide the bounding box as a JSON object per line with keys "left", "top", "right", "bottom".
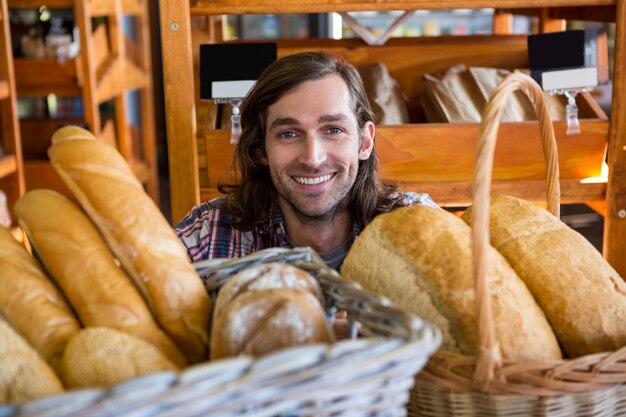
{"left": 358, "top": 121, "right": 375, "bottom": 160}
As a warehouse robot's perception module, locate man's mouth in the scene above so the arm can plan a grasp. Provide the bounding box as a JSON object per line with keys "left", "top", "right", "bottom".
{"left": 293, "top": 173, "right": 334, "bottom": 185}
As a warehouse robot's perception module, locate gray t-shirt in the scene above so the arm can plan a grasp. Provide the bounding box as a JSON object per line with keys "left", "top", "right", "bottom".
{"left": 284, "top": 234, "right": 355, "bottom": 270}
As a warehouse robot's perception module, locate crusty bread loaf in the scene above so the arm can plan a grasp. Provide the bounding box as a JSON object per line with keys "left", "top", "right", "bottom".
{"left": 15, "top": 189, "right": 188, "bottom": 368}
{"left": 0, "top": 226, "right": 80, "bottom": 372}
{"left": 0, "top": 318, "right": 64, "bottom": 404}
{"left": 59, "top": 327, "right": 178, "bottom": 389}
{"left": 213, "top": 262, "right": 324, "bottom": 317}
{"left": 211, "top": 288, "right": 334, "bottom": 360}
{"left": 462, "top": 194, "right": 626, "bottom": 358}
{"left": 48, "top": 126, "right": 211, "bottom": 363}
{"left": 341, "top": 205, "right": 562, "bottom": 361}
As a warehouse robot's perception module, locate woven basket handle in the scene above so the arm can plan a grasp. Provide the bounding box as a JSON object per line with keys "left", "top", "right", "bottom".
{"left": 471, "top": 72, "right": 561, "bottom": 390}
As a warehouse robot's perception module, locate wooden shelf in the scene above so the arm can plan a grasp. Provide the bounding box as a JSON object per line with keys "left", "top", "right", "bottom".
{"left": 20, "top": 118, "right": 84, "bottom": 159}
{"left": 201, "top": 119, "right": 608, "bottom": 203}
{"left": 164, "top": 30, "right": 614, "bottom": 223}
{"left": 8, "top": 0, "right": 72, "bottom": 9}
{"left": 190, "top": 0, "right": 615, "bottom": 15}
{"left": 24, "top": 159, "right": 72, "bottom": 197}
{"left": 14, "top": 58, "right": 80, "bottom": 96}
{"left": 9, "top": 0, "right": 148, "bottom": 12}
{"left": 24, "top": 157, "right": 152, "bottom": 195}
{"left": 403, "top": 179, "right": 607, "bottom": 205}
{"left": 199, "top": 36, "right": 608, "bottom": 192}
{"left": 10, "top": 0, "right": 159, "bottom": 203}
{"left": 200, "top": 180, "right": 607, "bottom": 209}
{"left": 507, "top": 6, "right": 616, "bottom": 22}
{"left": 96, "top": 59, "right": 148, "bottom": 103}
{"left": 90, "top": 0, "right": 143, "bottom": 16}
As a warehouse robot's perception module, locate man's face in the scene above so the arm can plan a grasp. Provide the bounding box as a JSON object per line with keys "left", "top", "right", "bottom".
{"left": 262, "top": 75, "right": 374, "bottom": 223}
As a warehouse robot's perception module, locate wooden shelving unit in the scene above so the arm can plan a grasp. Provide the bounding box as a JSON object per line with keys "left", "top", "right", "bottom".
{"left": 8, "top": 0, "right": 159, "bottom": 202}
{"left": 157, "top": 0, "right": 626, "bottom": 278}
{"left": 0, "top": 0, "right": 25, "bottom": 229}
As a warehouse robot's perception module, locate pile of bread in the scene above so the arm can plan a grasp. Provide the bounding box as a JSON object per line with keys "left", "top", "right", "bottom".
{"left": 421, "top": 64, "right": 571, "bottom": 123}
{"left": 0, "top": 126, "right": 333, "bottom": 406}
{"left": 8, "top": 126, "right": 622, "bottom": 405}
{"left": 341, "top": 197, "right": 626, "bottom": 362}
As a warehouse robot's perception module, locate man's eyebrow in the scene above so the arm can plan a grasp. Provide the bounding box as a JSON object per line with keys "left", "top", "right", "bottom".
{"left": 319, "top": 114, "right": 347, "bottom": 123}
{"left": 269, "top": 117, "right": 300, "bottom": 129}
{"left": 269, "top": 114, "right": 348, "bottom": 129}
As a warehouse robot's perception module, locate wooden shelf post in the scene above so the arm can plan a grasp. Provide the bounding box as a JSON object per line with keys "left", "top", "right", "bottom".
{"left": 605, "top": 0, "right": 626, "bottom": 277}
{"left": 0, "top": 0, "right": 25, "bottom": 224}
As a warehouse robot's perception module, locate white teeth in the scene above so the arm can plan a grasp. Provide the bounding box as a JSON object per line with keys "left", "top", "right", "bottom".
{"left": 294, "top": 174, "right": 333, "bottom": 185}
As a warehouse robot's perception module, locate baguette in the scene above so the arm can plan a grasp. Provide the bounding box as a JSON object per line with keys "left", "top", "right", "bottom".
{"left": 462, "top": 194, "right": 626, "bottom": 357}
{"left": 60, "top": 327, "right": 178, "bottom": 389}
{"left": 15, "top": 189, "right": 188, "bottom": 368}
{"left": 341, "top": 205, "right": 562, "bottom": 361}
{"left": 50, "top": 124, "right": 95, "bottom": 144}
{"left": 0, "top": 226, "right": 80, "bottom": 372}
{"left": 48, "top": 126, "right": 211, "bottom": 363}
{"left": 0, "top": 319, "right": 64, "bottom": 404}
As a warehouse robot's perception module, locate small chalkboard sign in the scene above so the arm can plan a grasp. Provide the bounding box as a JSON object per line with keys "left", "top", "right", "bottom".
{"left": 199, "top": 42, "right": 277, "bottom": 100}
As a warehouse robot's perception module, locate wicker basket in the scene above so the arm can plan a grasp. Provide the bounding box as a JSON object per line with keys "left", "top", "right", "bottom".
{"left": 409, "top": 72, "right": 626, "bottom": 417}
{"left": 6, "top": 247, "right": 441, "bottom": 417}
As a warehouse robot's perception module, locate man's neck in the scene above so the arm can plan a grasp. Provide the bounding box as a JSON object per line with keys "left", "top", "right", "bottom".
{"left": 280, "top": 206, "right": 353, "bottom": 254}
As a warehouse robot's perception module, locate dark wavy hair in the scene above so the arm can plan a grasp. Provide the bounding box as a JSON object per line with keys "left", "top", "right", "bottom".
{"left": 217, "top": 51, "right": 404, "bottom": 231}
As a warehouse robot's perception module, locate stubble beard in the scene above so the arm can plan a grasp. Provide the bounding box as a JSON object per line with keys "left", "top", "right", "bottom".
{"left": 273, "top": 167, "right": 356, "bottom": 225}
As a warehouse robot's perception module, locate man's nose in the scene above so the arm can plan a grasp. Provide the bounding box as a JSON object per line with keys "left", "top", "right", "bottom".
{"left": 298, "top": 135, "right": 326, "bottom": 166}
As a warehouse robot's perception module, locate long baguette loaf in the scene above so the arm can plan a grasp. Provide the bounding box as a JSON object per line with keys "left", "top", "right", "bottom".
{"left": 0, "top": 226, "right": 80, "bottom": 372}
{"left": 0, "top": 319, "right": 64, "bottom": 404}
{"left": 60, "top": 327, "right": 178, "bottom": 389}
{"left": 462, "top": 194, "right": 626, "bottom": 357}
{"left": 341, "top": 205, "right": 562, "bottom": 361}
{"left": 15, "top": 189, "right": 188, "bottom": 368}
{"left": 48, "top": 126, "right": 212, "bottom": 363}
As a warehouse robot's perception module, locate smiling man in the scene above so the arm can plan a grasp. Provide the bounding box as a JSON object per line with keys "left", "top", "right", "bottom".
{"left": 175, "top": 51, "right": 437, "bottom": 269}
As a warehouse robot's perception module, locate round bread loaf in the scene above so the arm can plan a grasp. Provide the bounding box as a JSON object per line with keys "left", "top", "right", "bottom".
{"left": 48, "top": 126, "right": 212, "bottom": 363}
{"left": 59, "top": 327, "right": 178, "bottom": 389}
{"left": 0, "top": 319, "right": 64, "bottom": 405}
{"left": 15, "top": 189, "right": 188, "bottom": 368}
{"left": 462, "top": 194, "right": 626, "bottom": 358}
{"left": 0, "top": 226, "right": 80, "bottom": 373}
{"left": 340, "top": 205, "right": 562, "bottom": 361}
{"left": 213, "top": 262, "right": 324, "bottom": 317}
{"left": 211, "top": 288, "right": 333, "bottom": 360}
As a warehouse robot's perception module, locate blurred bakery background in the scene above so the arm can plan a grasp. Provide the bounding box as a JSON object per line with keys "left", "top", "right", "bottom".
{"left": 0, "top": 4, "right": 615, "bottom": 251}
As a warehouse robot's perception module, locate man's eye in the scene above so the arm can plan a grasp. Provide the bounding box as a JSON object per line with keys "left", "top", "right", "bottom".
{"left": 328, "top": 127, "right": 343, "bottom": 134}
{"left": 279, "top": 131, "right": 296, "bottom": 138}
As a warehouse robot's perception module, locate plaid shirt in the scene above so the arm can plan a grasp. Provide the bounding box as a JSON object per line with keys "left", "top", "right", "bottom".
{"left": 175, "top": 192, "right": 439, "bottom": 262}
